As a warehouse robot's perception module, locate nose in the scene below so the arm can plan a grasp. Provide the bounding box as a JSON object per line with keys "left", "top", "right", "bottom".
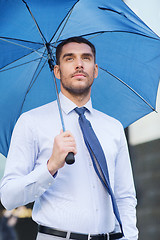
{"left": 75, "top": 58, "right": 83, "bottom": 69}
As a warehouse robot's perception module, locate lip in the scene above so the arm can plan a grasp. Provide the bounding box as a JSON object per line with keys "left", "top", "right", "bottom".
{"left": 72, "top": 73, "right": 86, "bottom": 78}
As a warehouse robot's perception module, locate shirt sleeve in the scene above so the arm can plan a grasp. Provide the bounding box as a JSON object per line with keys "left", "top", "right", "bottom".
{"left": 0, "top": 113, "right": 55, "bottom": 210}
{"left": 114, "top": 124, "right": 138, "bottom": 240}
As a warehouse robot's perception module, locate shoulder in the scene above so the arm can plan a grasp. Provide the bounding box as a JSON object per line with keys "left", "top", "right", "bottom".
{"left": 21, "top": 100, "right": 58, "bottom": 119}
{"left": 93, "top": 108, "right": 123, "bottom": 129}
{"left": 91, "top": 108, "right": 126, "bottom": 149}
{"left": 16, "top": 100, "right": 58, "bottom": 129}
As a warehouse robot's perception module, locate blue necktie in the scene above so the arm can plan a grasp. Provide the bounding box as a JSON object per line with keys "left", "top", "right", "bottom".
{"left": 75, "top": 107, "right": 123, "bottom": 236}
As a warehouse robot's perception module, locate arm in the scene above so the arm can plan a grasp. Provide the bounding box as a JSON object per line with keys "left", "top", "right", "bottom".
{"left": 114, "top": 125, "right": 138, "bottom": 240}
{"left": 0, "top": 113, "right": 53, "bottom": 210}
{"left": 0, "top": 113, "right": 76, "bottom": 210}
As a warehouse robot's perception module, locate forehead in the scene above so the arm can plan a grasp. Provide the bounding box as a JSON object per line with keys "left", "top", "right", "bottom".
{"left": 60, "top": 42, "right": 93, "bottom": 57}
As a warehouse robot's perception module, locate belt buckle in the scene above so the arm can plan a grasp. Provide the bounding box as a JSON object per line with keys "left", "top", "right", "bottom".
{"left": 88, "top": 233, "right": 91, "bottom": 240}
{"left": 66, "top": 231, "right": 71, "bottom": 240}
{"left": 101, "top": 233, "right": 109, "bottom": 240}
{"left": 105, "top": 233, "right": 109, "bottom": 240}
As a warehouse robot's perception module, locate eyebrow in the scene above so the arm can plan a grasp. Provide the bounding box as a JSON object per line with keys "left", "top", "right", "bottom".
{"left": 82, "top": 53, "right": 93, "bottom": 58}
{"left": 62, "top": 53, "right": 74, "bottom": 59}
{"left": 62, "top": 53, "right": 93, "bottom": 59}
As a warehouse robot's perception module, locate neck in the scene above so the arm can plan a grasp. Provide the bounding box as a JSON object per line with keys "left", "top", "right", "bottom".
{"left": 61, "top": 89, "right": 91, "bottom": 107}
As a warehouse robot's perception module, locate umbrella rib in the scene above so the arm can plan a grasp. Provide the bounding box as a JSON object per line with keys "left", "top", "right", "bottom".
{"left": 49, "top": 0, "right": 80, "bottom": 44}
{"left": 99, "top": 67, "right": 156, "bottom": 112}
{"left": 19, "top": 54, "right": 48, "bottom": 114}
{"left": 110, "top": 31, "right": 160, "bottom": 41}
{"left": 81, "top": 30, "right": 160, "bottom": 42}
{"left": 22, "top": 0, "right": 47, "bottom": 45}
{"left": 0, "top": 36, "right": 43, "bottom": 45}
{"left": 0, "top": 37, "right": 47, "bottom": 59}
{"left": 0, "top": 58, "right": 42, "bottom": 73}
{"left": 49, "top": 32, "right": 105, "bottom": 49}
{"left": 0, "top": 51, "right": 44, "bottom": 72}
{"left": 0, "top": 49, "right": 47, "bottom": 72}
{"left": 26, "top": 49, "right": 48, "bottom": 93}
{"left": 51, "top": 7, "right": 75, "bottom": 51}
{"left": 28, "top": 62, "right": 47, "bottom": 93}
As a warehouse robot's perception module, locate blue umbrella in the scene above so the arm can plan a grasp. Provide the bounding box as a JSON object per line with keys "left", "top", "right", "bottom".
{"left": 0, "top": 0, "right": 160, "bottom": 158}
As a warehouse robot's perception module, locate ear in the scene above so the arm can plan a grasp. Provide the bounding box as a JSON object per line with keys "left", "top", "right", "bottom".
{"left": 94, "top": 64, "right": 98, "bottom": 79}
{"left": 54, "top": 65, "right": 60, "bottom": 79}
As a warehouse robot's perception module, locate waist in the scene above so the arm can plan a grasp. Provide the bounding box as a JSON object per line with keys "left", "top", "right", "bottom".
{"left": 38, "top": 225, "right": 123, "bottom": 240}
{"left": 33, "top": 196, "right": 115, "bottom": 233}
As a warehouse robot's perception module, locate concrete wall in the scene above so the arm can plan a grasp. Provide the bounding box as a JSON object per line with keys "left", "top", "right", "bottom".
{"left": 130, "top": 139, "right": 160, "bottom": 240}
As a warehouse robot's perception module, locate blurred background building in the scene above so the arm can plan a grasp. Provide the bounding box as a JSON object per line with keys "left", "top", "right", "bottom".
{"left": 0, "top": 0, "right": 160, "bottom": 239}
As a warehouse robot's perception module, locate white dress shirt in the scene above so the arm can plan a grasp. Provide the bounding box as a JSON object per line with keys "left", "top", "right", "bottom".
{"left": 0, "top": 93, "right": 138, "bottom": 239}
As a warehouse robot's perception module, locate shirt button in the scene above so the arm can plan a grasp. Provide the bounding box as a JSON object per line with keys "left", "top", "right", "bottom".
{"left": 48, "top": 183, "right": 51, "bottom": 186}
{"left": 35, "top": 195, "right": 38, "bottom": 198}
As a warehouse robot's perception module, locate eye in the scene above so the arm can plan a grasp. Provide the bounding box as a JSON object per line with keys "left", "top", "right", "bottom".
{"left": 83, "top": 56, "right": 90, "bottom": 60}
{"left": 66, "top": 57, "right": 73, "bottom": 61}
{"left": 83, "top": 55, "right": 92, "bottom": 61}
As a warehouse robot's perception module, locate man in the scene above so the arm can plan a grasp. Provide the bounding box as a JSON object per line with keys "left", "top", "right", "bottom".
{"left": 0, "top": 37, "right": 138, "bottom": 240}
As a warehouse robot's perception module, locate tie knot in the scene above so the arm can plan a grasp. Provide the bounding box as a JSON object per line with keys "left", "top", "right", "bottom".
{"left": 74, "top": 107, "right": 86, "bottom": 116}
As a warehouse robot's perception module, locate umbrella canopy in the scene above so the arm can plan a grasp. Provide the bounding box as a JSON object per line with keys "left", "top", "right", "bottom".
{"left": 0, "top": 0, "right": 160, "bottom": 157}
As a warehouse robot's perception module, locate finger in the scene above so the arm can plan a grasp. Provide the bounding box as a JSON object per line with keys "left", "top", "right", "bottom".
{"left": 64, "top": 142, "right": 77, "bottom": 149}
{"left": 63, "top": 136, "right": 75, "bottom": 143}
{"left": 61, "top": 130, "right": 74, "bottom": 138}
{"left": 60, "top": 132, "right": 76, "bottom": 143}
{"left": 65, "top": 146, "right": 77, "bottom": 155}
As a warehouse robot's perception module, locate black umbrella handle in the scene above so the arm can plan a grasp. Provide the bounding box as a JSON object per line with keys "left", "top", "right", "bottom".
{"left": 65, "top": 152, "right": 75, "bottom": 165}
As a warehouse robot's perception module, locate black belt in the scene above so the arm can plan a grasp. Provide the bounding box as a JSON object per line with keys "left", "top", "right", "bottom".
{"left": 38, "top": 225, "right": 123, "bottom": 240}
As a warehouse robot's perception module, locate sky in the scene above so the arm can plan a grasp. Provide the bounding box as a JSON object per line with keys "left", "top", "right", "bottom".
{"left": 125, "top": 0, "right": 160, "bottom": 37}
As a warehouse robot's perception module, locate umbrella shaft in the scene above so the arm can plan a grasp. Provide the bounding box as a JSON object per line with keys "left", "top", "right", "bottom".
{"left": 46, "top": 43, "right": 54, "bottom": 71}
{"left": 46, "top": 43, "right": 66, "bottom": 132}
{"left": 53, "top": 72, "right": 66, "bottom": 132}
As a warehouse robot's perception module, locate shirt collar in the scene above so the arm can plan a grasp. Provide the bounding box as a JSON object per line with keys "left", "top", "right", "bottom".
{"left": 59, "top": 92, "right": 93, "bottom": 115}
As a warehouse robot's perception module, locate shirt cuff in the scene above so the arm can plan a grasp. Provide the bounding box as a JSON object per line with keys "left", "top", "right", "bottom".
{"left": 53, "top": 171, "right": 58, "bottom": 178}
{"left": 29, "top": 162, "right": 57, "bottom": 195}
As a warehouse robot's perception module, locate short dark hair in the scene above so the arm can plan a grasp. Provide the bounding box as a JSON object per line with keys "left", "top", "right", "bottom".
{"left": 55, "top": 36, "right": 96, "bottom": 65}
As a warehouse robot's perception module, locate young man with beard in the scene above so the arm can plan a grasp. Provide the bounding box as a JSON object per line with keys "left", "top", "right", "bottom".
{"left": 0, "top": 37, "right": 138, "bottom": 240}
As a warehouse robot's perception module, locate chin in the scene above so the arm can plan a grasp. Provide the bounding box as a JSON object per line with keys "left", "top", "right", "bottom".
{"left": 69, "top": 86, "right": 91, "bottom": 95}
{"left": 61, "top": 80, "right": 93, "bottom": 96}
